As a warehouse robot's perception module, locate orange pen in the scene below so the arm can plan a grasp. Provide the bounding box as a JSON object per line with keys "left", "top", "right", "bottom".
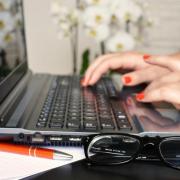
{"left": 0, "top": 143, "right": 73, "bottom": 160}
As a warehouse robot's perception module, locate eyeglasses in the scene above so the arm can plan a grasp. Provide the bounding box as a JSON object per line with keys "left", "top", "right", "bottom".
{"left": 83, "top": 133, "right": 180, "bottom": 170}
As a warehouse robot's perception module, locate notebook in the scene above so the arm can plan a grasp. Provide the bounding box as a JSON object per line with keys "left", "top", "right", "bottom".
{"left": 0, "top": 0, "right": 180, "bottom": 146}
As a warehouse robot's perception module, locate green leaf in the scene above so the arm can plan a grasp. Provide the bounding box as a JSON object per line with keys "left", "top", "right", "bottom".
{"left": 80, "top": 49, "right": 90, "bottom": 75}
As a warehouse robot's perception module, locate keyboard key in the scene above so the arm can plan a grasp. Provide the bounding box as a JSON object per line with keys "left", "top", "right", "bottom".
{"left": 117, "top": 114, "right": 126, "bottom": 118}
{"left": 84, "top": 109, "right": 96, "bottom": 113}
{"left": 38, "top": 117, "right": 48, "bottom": 122}
{"left": 52, "top": 114, "right": 64, "bottom": 118}
{"left": 117, "top": 122, "right": 131, "bottom": 130}
{"left": 49, "top": 122, "right": 63, "bottom": 128}
{"left": 84, "top": 116, "right": 97, "bottom": 121}
{"left": 67, "top": 120, "right": 80, "bottom": 129}
{"left": 83, "top": 112, "right": 96, "bottom": 117}
{"left": 116, "top": 114, "right": 128, "bottom": 122}
{"left": 36, "top": 122, "right": 46, "bottom": 128}
{"left": 99, "top": 114, "right": 112, "bottom": 119}
{"left": 69, "top": 108, "right": 80, "bottom": 112}
{"left": 84, "top": 121, "right": 97, "bottom": 130}
{"left": 101, "top": 121, "right": 114, "bottom": 130}
{"left": 117, "top": 118, "right": 128, "bottom": 124}
{"left": 68, "top": 112, "right": 80, "bottom": 117}
{"left": 51, "top": 117, "right": 64, "bottom": 123}
{"left": 68, "top": 116, "right": 80, "bottom": 121}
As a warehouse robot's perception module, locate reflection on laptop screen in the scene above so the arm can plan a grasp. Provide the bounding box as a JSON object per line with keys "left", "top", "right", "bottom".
{"left": 0, "top": 0, "right": 26, "bottom": 82}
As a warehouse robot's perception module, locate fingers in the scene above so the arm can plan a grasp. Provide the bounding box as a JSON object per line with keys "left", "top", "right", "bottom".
{"left": 145, "top": 72, "right": 180, "bottom": 92}
{"left": 144, "top": 55, "right": 180, "bottom": 72}
{"left": 173, "top": 103, "right": 180, "bottom": 110}
{"left": 136, "top": 82, "right": 180, "bottom": 107}
{"left": 121, "top": 66, "right": 169, "bottom": 86}
{"left": 84, "top": 53, "right": 120, "bottom": 85}
{"left": 83, "top": 52, "right": 147, "bottom": 86}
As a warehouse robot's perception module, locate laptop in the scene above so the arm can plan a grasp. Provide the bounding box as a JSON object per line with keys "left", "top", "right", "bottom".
{"left": 0, "top": 0, "right": 180, "bottom": 146}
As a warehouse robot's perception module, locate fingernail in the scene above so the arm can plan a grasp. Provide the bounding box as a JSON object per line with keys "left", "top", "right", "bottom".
{"left": 136, "top": 92, "right": 145, "bottom": 101}
{"left": 143, "top": 54, "right": 151, "bottom": 60}
{"left": 123, "top": 76, "right": 132, "bottom": 84}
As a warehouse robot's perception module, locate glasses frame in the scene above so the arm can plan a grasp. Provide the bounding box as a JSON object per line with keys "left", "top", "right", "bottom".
{"left": 83, "top": 133, "right": 180, "bottom": 170}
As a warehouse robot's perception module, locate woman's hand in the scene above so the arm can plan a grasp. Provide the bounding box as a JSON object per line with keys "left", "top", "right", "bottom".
{"left": 82, "top": 51, "right": 169, "bottom": 86}
{"left": 136, "top": 55, "right": 180, "bottom": 109}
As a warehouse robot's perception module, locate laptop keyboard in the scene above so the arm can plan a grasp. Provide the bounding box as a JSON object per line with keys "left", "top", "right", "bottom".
{"left": 36, "top": 76, "right": 132, "bottom": 131}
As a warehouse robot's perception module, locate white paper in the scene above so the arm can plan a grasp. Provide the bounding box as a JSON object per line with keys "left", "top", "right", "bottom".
{"left": 0, "top": 147, "right": 85, "bottom": 180}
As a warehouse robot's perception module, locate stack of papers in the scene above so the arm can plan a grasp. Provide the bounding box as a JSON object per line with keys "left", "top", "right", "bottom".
{"left": 0, "top": 147, "right": 85, "bottom": 180}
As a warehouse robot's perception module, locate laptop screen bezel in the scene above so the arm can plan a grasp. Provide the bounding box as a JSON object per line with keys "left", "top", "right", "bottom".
{"left": 0, "top": 0, "right": 28, "bottom": 104}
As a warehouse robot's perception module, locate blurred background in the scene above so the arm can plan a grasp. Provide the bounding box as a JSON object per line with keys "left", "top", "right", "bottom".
{"left": 24, "top": 0, "right": 180, "bottom": 75}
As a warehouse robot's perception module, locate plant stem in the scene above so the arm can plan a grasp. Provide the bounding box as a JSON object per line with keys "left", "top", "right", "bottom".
{"left": 126, "top": 20, "right": 130, "bottom": 33}
{"left": 71, "top": 0, "right": 80, "bottom": 75}
{"left": 71, "top": 35, "right": 77, "bottom": 75}
{"left": 100, "top": 41, "right": 105, "bottom": 55}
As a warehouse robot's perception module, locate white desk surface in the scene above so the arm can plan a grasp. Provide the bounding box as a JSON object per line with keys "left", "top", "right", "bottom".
{"left": 0, "top": 146, "right": 85, "bottom": 180}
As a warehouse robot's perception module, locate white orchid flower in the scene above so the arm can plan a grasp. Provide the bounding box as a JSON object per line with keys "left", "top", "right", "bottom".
{"left": 0, "top": 31, "right": 15, "bottom": 48}
{"left": 85, "top": 25, "right": 110, "bottom": 42}
{"left": 105, "top": 31, "right": 135, "bottom": 52}
{"left": 55, "top": 21, "right": 71, "bottom": 38}
{"left": 57, "top": 21, "right": 71, "bottom": 38}
{"left": 83, "top": 6, "right": 111, "bottom": 27}
{"left": 113, "top": 0, "right": 143, "bottom": 23}
{"left": 109, "top": 0, "right": 123, "bottom": 12}
{"left": 51, "top": 2, "right": 69, "bottom": 18}
{"left": 0, "top": 0, "right": 15, "bottom": 11}
{"left": 84, "top": 0, "right": 110, "bottom": 6}
{"left": 51, "top": 3, "right": 80, "bottom": 38}
{"left": 68, "top": 9, "right": 79, "bottom": 26}
{"left": 51, "top": 2, "right": 79, "bottom": 23}
{"left": 0, "top": 12, "right": 15, "bottom": 32}
{"left": 50, "top": 0, "right": 150, "bottom": 53}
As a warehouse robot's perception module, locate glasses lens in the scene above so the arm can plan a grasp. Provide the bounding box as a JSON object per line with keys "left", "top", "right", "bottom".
{"left": 160, "top": 138, "right": 180, "bottom": 168}
{"left": 87, "top": 135, "right": 140, "bottom": 164}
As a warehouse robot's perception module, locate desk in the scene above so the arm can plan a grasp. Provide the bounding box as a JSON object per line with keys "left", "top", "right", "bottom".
{"left": 25, "top": 160, "right": 180, "bottom": 180}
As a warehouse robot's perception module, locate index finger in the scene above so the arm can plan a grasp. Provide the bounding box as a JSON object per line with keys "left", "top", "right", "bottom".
{"left": 84, "top": 53, "right": 120, "bottom": 85}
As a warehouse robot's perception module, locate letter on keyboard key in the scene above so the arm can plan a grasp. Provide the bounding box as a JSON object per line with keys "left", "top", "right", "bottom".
{"left": 101, "top": 122, "right": 114, "bottom": 130}
{"left": 118, "top": 122, "right": 131, "bottom": 130}
{"left": 49, "top": 122, "right": 63, "bottom": 128}
{"left": 67, "top": 120, "right": 80, "bottom": 129}
{"left": 84, "top": 121, "right": 97, "bottom": 130}
{"left": 51, "top": 118, "right": 64, "bottom": 123}
{"left": 36, "top": 122, "right": 46, "bottom": 128}
{"left": 84, "top": 116, "right": 97, "bottom": 121}
{"left": 68, "top": 116, "right": 80, "bottom": 121}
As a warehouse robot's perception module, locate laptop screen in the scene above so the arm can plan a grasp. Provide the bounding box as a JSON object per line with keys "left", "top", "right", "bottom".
{"left": 0, "top": 0, "right": 27, "bottom": 104}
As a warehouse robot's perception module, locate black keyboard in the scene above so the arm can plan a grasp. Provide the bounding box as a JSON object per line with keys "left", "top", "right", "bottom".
{"left": 36, "top": 76, "right": 132, "bottom": 131}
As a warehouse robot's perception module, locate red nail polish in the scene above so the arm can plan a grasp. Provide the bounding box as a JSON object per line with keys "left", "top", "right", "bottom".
{"left": 143, "top": 54, "right": 151, "bottom": 60}
{"left": 136, "top": 92, "right": 145, "bottom": 101}
{"left": 123, "top": 76, "right": 132, "bottom": 84}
